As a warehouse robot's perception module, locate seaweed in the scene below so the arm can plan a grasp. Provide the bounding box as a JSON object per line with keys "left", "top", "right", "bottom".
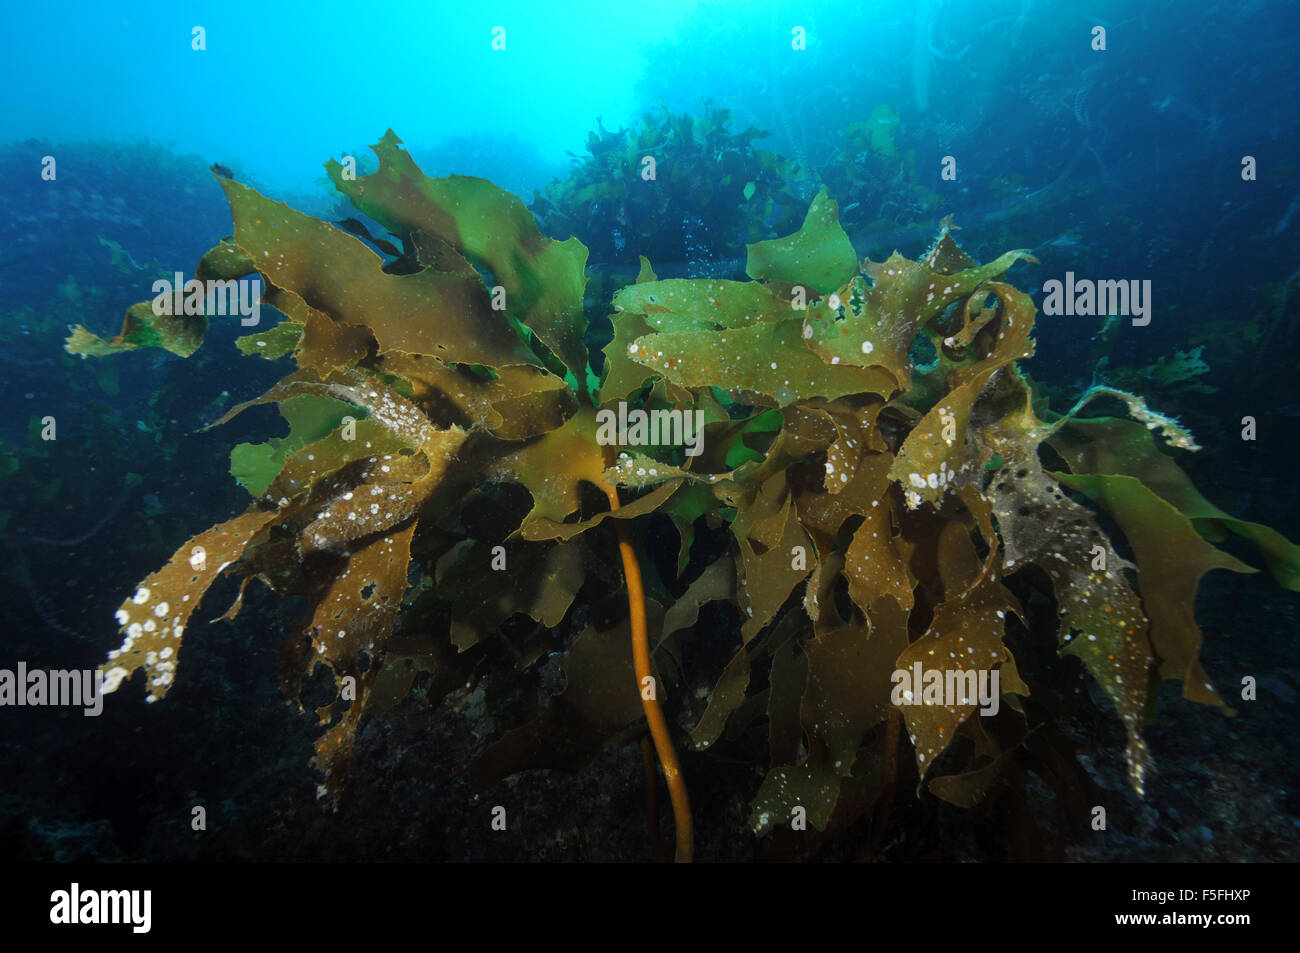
{"left": 531, "top": 103, "right": 801, "bottom": 269}
{"left": 79, "top": 130, "right": 1300, "bottom": 860}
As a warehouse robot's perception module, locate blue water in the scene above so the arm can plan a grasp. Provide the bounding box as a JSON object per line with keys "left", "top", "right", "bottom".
{"left": 3, "top": 0, "right": 1295, "bottom": 306}
{"left": 1, "top": 0, "right": 701, "bottom": 196}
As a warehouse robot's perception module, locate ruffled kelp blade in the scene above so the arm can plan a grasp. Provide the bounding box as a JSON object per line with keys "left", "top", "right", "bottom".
{"left": 326, "top": 130, "right": 590, "bottom": 382}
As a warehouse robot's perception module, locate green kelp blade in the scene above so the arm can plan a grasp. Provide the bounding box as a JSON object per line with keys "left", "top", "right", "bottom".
{"left": 229, "top": 394, "right": 362, "bottom": 497}
{"left": 662, "top": 480, "right": 721, "bottom": 575}
{"left": 267, "top": 417, "right": 409, "bottom": 502}
{"left": 67, "top": 237, "right": 263, "bottom": 360}
{"left": 1050, "top": 416, "right": 1300, "bottom": 591}
{"left": 235, "top": 320, "right": 302, "bottom": 359}
{"left": 1051, "top": 473, "right": 1256, "bottom": 709}
{"left": 662, "top": 556, "right": 735, "bottom": 641}
{"left": 730, "top": 472, "right": 814, "bottom": 642}
{"left": 801, "top": 250, "right": 1033, "bottom": 390}
{"left": 844, "top": 496, "right": 914, "bottom": 613}
{"left": 635, "top": 255, "right": 657, "bottom": 284}
{"left": 195, "top": 238, "right": 256, "bottom": 281}
{"left": 888, "top": 281, "right": 1036, "bottom": 507}
{"left": 520, "top": 481, "right": 680, "bottom": 544}
{"left": 377, "top": 351, "right": 574, "bottom": 441}
{"left": 218, "top": 176, "right": 540, "bottom": 369}
{"left": 746, "top": 187, "right": 858, "bottom": 294}
{"left": 628, "top": 318, "right": 897, "bottom": 406}
{"left": 613, "top": 278, "right": 790, "bottom": 332}
{"left": 888, "top": 378, "right": 982, "bottom": 509}
{"left": 600, "top": 309, "right": 659, "bottom": 404}
{"left": 440, "top": 538, "right": 585, "bottom": 652}
{"left": 690, "top": 641, "right": 749, "bottom": 751}
{"left": 326, "top": 131, "right": 589, "bottom": 380}
{"left": 66, "top": 299, "right": 206, "bottom": 359}
{"left": 802, "top": 604, "right": 909, "bottom": 778}
{"left": 894, "top": 576, "right": 1029, "bottom": 783}
{"left": 749, "top": 756, "right": 842, "bottom": 835}
{"left": 486, "top": 410, "right": 607, "bottom": 537}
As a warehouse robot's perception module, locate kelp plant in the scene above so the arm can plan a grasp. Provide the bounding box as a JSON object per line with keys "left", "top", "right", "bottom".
{"left": 531, "top": 103, "right": 802, "bottom": 268}
{"left": 70, "top": 131, "right": 1300, "bottom": 861}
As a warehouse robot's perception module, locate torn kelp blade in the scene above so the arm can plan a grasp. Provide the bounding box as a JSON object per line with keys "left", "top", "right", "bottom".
{"left": 101, "top": 508, "right": 281, "bottom": 701}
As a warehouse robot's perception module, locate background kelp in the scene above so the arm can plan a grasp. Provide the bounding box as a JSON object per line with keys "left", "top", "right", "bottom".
{"left": 531, "top": 103, "right": 802, "bottom": 272}
{"left": 78, "top": 132, "right": 1300, "bottom": 858}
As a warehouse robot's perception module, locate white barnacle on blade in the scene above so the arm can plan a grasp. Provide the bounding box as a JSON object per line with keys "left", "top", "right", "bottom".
{"left": 101, "top": 666, "right": 129, "bottom": 694}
